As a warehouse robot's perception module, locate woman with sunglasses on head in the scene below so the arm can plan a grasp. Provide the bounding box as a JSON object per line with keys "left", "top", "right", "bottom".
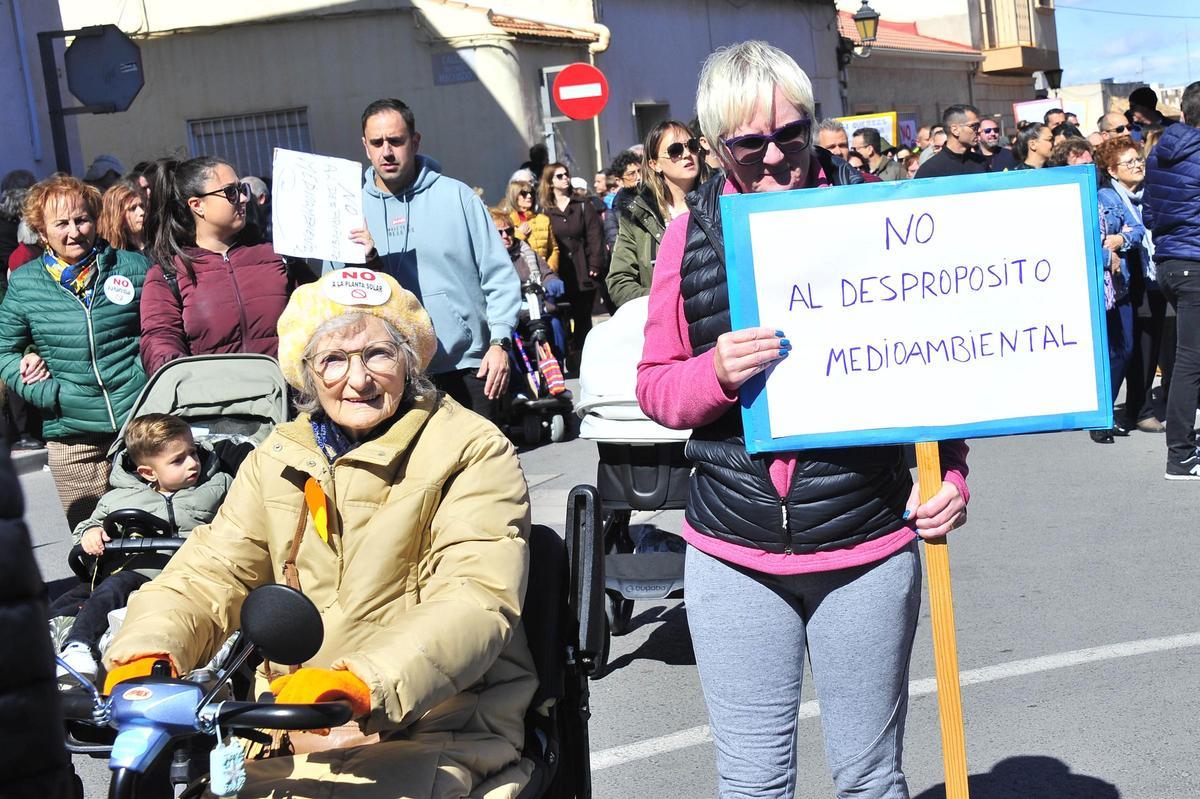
{"left": 140, "top": 156, "right": 293, "bottom": 376}
{"left": 1013, "top": 122, "right": 1053, "bottom": 170}
{"left": 637, "top": 41, "right": 969, "bottom": 798}
{"left": 539, "top": 162, "right": 604, "bottom": 365}
{"left": 607, "top": 119, "right": 711, "bottom": 308}
{"left": 502, "top": 180, "right": 559, "bottom": 272}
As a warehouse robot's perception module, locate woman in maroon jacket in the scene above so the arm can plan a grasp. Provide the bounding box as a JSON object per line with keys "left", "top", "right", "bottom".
{"left": 140, "top": 156, "right": 289, "bottom": 375}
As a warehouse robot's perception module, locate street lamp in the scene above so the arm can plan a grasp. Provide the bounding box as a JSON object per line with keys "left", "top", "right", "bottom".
{"left": 840, "top": 0, "right": 881, "bottom": 63}
{"left": 1044, "top": 68, "right": 1064, "bottom": 98}
{"left": 853, "top": 0, "right": 881, "bottom": 49}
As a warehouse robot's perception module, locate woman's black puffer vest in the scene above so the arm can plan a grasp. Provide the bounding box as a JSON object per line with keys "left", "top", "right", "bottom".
{"left": 679, "top": 148, "right": 912, "bottom": 554}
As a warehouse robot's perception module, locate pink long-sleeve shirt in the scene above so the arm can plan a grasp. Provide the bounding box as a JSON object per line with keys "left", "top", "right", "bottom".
{"left": 636, "top": 177, "right": 970, "bottom": 576}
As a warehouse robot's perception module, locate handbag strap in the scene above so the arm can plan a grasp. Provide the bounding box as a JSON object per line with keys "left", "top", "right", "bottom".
{"left": 283, "top": 496, "right": 308, "bottom": 592}
{"left": 265, "top": 497, "right": 310, "bottom": 679}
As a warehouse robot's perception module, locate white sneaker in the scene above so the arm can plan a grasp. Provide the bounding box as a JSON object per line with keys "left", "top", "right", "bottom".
{"left": 57, "top": 641, "right": 99, "bottom": 682}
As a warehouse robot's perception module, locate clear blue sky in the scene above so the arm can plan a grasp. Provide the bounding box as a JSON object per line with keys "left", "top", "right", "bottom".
{"left": 1056, "top": 1, "right": 1200, "bottom": 88}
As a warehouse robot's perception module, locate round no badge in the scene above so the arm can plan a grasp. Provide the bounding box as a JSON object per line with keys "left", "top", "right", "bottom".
{"left": 103, "top": 275, "right": 135, "bottom": 305}
{"left": 324, "top": 269, "right": 391, "bottom": 306}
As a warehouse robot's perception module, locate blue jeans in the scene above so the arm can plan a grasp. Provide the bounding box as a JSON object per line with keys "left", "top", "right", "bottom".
{"left": 685, "top": 542, "right": 921, "bottom": 799}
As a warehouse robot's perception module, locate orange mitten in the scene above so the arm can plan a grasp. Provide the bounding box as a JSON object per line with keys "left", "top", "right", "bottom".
{"left": 103, "top": 655, "right": 176, "bottom": 695}
{"left": 270, "top": 667, "right": 371, "bottom": 718}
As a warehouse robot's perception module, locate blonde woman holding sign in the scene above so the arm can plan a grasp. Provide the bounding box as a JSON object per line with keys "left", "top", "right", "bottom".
{"left": 636, "top": 41, "right": 970, "bottom": 798}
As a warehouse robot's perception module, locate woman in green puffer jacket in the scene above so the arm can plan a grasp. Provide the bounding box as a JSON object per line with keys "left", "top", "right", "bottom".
{"left": 0, "top": 175, "right": 148, "bottom": 531}
{"left": 606, "top": 119, "right": 712, "bottom": 308}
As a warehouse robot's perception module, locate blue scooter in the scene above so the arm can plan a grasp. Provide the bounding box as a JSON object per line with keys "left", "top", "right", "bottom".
{"left": 59, "top": 584, "right": 352, "bottom": 799}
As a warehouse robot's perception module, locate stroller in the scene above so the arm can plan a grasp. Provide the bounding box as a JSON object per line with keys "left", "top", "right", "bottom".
{"left": 52, "top": 355, "right": 290, "bottom": 669}
{"left": 507, "top": 273, "right": 573, "bottom": 446}
{"left": 567, "top": 297, "right": 690, "bottom": 672}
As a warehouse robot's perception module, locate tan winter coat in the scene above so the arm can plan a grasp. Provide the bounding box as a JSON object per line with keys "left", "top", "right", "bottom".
{"left": 105, "top": 395, "right": 538, "bottom": 798}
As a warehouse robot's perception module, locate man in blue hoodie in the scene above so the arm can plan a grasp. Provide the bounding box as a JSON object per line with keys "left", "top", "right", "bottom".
{"left": 1144, "top": 81, "right": 1200, "bottom": 480}
{"left": 329, "top": 98, "right": 520, "bottom": 423}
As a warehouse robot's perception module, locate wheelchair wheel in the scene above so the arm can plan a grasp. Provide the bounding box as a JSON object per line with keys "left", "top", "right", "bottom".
{"left": 523, "top": 414, "right": 544, "bottom": 445}
{"left": 549, "top": 413, "right": 567, "bottom": 443}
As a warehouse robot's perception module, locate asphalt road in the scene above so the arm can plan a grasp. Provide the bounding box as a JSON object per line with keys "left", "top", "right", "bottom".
{"left": 23, "top": 401, "right": 1200, "bottom": 798}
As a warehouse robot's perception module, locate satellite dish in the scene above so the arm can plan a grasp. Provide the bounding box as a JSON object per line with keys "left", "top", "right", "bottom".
{"left": 64, "top": 25, "right": 143, "bottom": 112}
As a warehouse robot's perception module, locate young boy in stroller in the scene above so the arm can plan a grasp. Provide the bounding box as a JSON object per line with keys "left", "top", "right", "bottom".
{"left": 56, "top": 413, "right": 231, "bottom": 682}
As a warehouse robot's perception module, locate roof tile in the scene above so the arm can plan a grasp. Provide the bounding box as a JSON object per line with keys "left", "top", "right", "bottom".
{"left": 838, "top": 12, "right": 980, "bottom": 56}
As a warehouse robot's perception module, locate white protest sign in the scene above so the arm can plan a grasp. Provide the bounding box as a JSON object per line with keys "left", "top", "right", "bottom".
{"left": 721, "top": 167, "right": 1110, "bottom": 453}
{"left": 271, "top": 148, "right": 366, "bottom": 264}
{"left": 837, "top": 111, "right": 898, "bottom": 146}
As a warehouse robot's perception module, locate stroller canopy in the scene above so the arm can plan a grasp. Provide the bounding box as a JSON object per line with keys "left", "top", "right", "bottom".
{"left": 576, "top": 297, "right": 690, "bottom": 444}
{"left": 110, "top": 354, "right": 290, "bottom": 456}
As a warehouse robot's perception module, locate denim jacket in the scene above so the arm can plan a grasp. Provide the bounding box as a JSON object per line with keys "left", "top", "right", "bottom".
{"left": 1098, "top": 187, "right": 1146, "bottom": 302}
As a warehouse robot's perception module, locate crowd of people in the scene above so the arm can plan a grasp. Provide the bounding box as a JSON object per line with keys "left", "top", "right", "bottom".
{"left": 3, "top": 36, "right": 1200, "bottom": 799}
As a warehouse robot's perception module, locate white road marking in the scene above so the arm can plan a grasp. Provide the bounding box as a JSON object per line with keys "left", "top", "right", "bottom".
{"left": 558, "top": 82, "right": 603, "bottom": 100}
{"left": 523, "top": 473, "right": 562, "bottom": 490}
{"left": 590, "top": 630, "right": 1200, "bottom": 771}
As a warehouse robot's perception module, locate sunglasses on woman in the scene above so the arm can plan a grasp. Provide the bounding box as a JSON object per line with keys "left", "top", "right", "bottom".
{"left": 722, "top": 119, "right": 812, "bottom": 165}
{"left": 663, "top": 138, "right": 703, "bottom": 159}
{"left": 196, "top": 182, "right": 251, "bottom": 205}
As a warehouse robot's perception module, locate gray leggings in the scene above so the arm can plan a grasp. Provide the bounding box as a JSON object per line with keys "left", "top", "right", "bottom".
{"left": 685, "top": 541, "right": 922, "bottom": 799}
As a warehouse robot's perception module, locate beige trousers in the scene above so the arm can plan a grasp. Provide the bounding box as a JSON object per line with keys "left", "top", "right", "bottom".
{"left": 234, "top": 736, "right": 533, "bottom": 799}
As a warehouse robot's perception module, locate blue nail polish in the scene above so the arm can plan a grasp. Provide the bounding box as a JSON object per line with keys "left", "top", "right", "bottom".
{"left": 779, "top": 339, "right": 791, "bottom": 348}
{"left": 779, "top": 349, "right": 790, "bottom": 357}
{"left": 902, "top": 509, "right": 911, "bottom": 520}
{"left": 775, "top": 330, "right": 786, "bottom": 337}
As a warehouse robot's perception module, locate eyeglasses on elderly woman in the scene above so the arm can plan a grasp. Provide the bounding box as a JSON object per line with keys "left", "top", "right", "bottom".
{"left": 721, "top": 119, "right": 812, "bottom": 165}
{"left": 306, "top": 340, "right": 401, "bottom": 382}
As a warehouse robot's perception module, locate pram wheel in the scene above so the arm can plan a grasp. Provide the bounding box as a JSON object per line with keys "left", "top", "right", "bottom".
{"left": 549, "top": 413, "right": 567, "bottom": 443}
{"left": 605, "top": 591, "right": 634, "bottom": 637}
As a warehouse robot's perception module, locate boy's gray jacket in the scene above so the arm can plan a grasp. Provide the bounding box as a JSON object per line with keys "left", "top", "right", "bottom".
{"left": 72, "top": 443, "right": 232, "bottom": 576}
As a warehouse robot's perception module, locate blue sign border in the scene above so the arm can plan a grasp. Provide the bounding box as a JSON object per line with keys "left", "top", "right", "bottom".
{"left": 720, "top": 165, "right": 1112, "bottom": 454}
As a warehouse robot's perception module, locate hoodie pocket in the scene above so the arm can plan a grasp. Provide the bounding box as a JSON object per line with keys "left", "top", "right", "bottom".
{"left": 421, "top": 291, "right": 473, "bottom": 364}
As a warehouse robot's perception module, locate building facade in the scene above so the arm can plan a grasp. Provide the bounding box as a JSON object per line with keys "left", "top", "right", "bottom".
{"left": 836, "top": 0, "right": 1060, "bottom": 137}
{"left": 52, "top": 0, "right": 845, "bottom": 200}
{"left": 591, "top": 0, "right": 843, "bottom": 158}
{"left": 1, "top": 0, "right": 81, "bottom": 179}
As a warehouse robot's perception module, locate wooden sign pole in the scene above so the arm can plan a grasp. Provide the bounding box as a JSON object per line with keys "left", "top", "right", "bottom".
{"left": 915, "top": 441, "right": 969, "bottom": 798}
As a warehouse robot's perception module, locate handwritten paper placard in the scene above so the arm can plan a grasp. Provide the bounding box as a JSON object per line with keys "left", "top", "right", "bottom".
{"left": 836, "top": 111, "right": 898, "bottom": 146}
{"left": 721, "top": 166, "right": 1111, "bottom": 454}
{"left": 272, "top": 148, "right": 366, "bottom": 264}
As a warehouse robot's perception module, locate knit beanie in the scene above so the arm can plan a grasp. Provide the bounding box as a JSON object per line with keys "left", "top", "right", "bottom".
{"left": 276, "top": 268, "right": 437, "bottom": 389}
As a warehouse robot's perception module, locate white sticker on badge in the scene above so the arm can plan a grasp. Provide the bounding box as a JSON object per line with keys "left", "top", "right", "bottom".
{"left": 103, "top": 275, "right": 136, "bottom": 305}
{"left": 324, "top": 269, "right": 391, "bottom": 306}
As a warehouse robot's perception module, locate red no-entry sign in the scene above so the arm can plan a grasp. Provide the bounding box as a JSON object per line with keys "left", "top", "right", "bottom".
{"left": 552, "top": 63, "right": 609, "bottom": 120}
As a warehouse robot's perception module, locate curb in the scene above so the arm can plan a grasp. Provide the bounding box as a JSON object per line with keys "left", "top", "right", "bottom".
{"left": 13, "top": 448, "right": 48, "bottom": 476}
